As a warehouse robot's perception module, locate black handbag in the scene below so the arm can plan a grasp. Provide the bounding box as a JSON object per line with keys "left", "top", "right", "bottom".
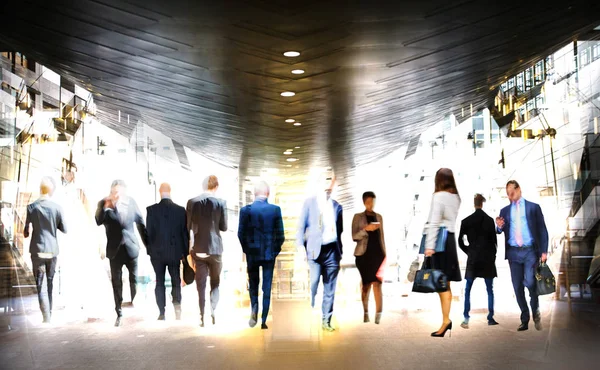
{"left": 182, "top": 257, "right": 195, "bottom": 285}
{"left": 535, "top": 261, "right": 556, "bottom": 296}
{"left": 412, "top": 257, "right": 449, "bottom": 293}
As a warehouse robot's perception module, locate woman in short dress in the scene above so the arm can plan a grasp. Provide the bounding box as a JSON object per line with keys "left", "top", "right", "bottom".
{"left": 425, "top": 168, "right": 462, "bottom": 337}
{"left": 352, "top": 191, "right": 386, "bottom": 324}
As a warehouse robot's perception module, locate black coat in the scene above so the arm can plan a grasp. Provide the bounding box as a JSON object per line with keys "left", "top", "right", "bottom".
{"left": 458, "top": 209, "right": 497, "bottom": 279}
{"left": 146, "top": 199, "right": 189, "bottom": 263}
{"left": 95, "top": 197, "right": 148, "bottom": 260}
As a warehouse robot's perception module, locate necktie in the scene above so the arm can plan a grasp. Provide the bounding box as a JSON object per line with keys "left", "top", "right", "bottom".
{"left": 515, "top": 201, "right": 523, "bottom": 246}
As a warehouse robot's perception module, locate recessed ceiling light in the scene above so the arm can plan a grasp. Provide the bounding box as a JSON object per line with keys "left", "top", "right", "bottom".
{"left": 283, "top": 51, "right": 300, "bottom": 57}
{"left": 294, "top": 122, "right": 302, "bottom": 126}
{"left": 283, "top": 151, "right": 292, "bottom": 155}
{"left": 295, "top": 146, "right": 300, "bottom": 149}
{"left": 287, "top": 158, "right": 298, "bottom": 162}
{"left": 291, "top": 69, "right": 305, "bottom": 74}
{"left": 285, "top": 118, "right": 295, "bottom": 123}
{"left": 281, "top": 91, "right": 295, "bottom": 97}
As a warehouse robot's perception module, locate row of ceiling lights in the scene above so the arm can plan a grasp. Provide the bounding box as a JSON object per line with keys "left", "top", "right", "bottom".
{"left": 281, "top": 51, "right": 304, "bottom": 165}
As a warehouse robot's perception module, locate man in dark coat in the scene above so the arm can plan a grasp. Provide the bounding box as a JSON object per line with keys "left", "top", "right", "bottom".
{"left": 146, "top": 183, "right": 189, "bottom": 321}
{"left": 458, "top": 194, "right": 498, "bottom": 328}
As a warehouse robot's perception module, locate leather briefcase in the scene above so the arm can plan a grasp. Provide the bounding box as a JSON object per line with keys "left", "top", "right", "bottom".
{"left": 536, "top": 261, "right": 556, "bottom": 296}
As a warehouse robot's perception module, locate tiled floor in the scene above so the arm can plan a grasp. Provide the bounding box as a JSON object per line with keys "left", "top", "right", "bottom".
{"left": 1, "top": 283, "right": 598, "bottom": 370}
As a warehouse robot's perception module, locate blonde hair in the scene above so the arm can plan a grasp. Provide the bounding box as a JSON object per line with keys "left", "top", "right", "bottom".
{"left": 40, "top": 177, "right": 56, "bottom": 196}
{"left": 203, "top": 175, "right": 219, "bottom": 191}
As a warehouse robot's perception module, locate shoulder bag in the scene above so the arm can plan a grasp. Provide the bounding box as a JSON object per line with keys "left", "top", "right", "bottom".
{"left": 411, "top": 256, "right": 449, "bottom": 293}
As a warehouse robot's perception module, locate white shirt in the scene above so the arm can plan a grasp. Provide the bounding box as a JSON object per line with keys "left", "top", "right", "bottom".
{"left": 318, "top": 193, "right": 337, "bottom": 245}
{"left": 425, "top": 192, "right": 461, "bottom": 250}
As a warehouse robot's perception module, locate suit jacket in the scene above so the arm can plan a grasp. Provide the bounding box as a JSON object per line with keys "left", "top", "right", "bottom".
{"left": 186, "top": 194, "right": 227, "bottom": 255}
{"left": 238, "top": 198, "right": 285, "bottom": 262}
{"left": 458, "top": 209, "right": 497, "bottom": 279}
{"left": 95, "top": 196, "right": 148, "bottom": 260}
{"left": 24, "top": 198, "right": 67, "bottom": 257}
{"left": 497, "top": 199, "right": 549, "bottom": 259}
{"left": 351, "top": 212, "right": 386, "bottom": 257}
{"left": 146, "top": 198, "right": 189, "bottom": 263}
{"left": 296, "top": 196, "right": 343, "bottom": 261}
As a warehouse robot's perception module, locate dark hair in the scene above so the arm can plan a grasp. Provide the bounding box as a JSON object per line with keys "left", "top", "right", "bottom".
{"left": 362, "top": 191, "right": 376, "bottom": 203}
{"left": 434, "top": 168, "right": 459, "bottom": 195}
{"left": 506, "top": 180, "right": 520, "bottom": 189}
{"left": 474, "top": 193, "right": 486, "bottom": 208}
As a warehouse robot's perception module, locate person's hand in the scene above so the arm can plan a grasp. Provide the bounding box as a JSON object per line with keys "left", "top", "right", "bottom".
{"left": 104, "top": 198, "right": 114, "bottom": 210}
{"left": 495, "top": 217, "right": 505, "bottom": 229}
{"left": 364, "top": 224, "right": 380, "bottom": 232}
{"left": 424, "top": 249, "right": 435, "bottom": 257}
{"left": 541, "top": 253, "right": 547, "bottom": 263}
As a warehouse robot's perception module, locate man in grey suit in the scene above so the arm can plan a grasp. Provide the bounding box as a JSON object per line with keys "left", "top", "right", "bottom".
{"left": 297, "top": 173, "right": 343, "bottom": 332}
{"left": 187, "top": 175, "right": 228, "bottom": 327}
{"left": 146, "top": 183, "right": 189, "bottom": 321}
{"left": 24, "top": 177, "right": 67, "bottom": 323}
{"left": 95, "top": 180, "right": 148, "bottom": 327}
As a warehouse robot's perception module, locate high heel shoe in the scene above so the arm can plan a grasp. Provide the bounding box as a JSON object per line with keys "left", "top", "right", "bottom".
{"left": 363, "top": 313, "right": 370, "bottom": 323}
{"left": 375, "top": 312, "right": 382, "bottom": 325}
{"left": 431, "top": 321, "right": 452, "bottom": 337}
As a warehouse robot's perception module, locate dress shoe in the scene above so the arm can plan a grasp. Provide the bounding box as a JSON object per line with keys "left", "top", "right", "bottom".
{"left": 174, "top": 304, "right": 182, "bottom": 320}
{"left": 431, "top": 321, "right": 452, "bottom": 337}
{"left": 114, "top": 317, "right": 123, "bottom": 327}
{"left": 261, "top": 323, "right": 268, "bottom": 330}
{"left": 249, "top": 313, "right": 258, "bottom": 328}
{"left": 375, "top": 313, "right": 382, "bottom": 325}
{"left": 322, "top": 322, "right": 335, "bottom": 332}
{"left": 211, "top": 315, "right": 216, "bottom": 325}
{"left": 488, "top": 319, "right": 499, "bottom": 326}
{"left": 363, "top": 313, "right": 370, "bottom": 323}
{"left": 157, "top": 314, "right": 166, "bottom": 321}
{"left": 517, "top": 323, "right": 529, "bottom": 331}
{"left": 533, "top": 315, "right": 542, "bottom": 331}
{"left": 461, "top": 320, "right": 469, "bottom": 329}
{"left": 200, "top": 316, "right": 205, "bottom": 327}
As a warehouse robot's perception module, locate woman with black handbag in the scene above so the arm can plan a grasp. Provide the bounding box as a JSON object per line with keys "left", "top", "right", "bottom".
{"left": 424, "top": 168, "right": 462, "bottom": 337}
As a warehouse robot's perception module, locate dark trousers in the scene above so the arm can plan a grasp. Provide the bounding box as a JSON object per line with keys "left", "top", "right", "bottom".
{"left": 507, "top": 246, "right": 539, "bottom": 323}
{"left": 32, "top": 256, "right": 57, "bottom": 320}
{"left": 109, "top": 248, "right": 138, "bottom": 317}
{"left": 247, "top": 259, "right": 275, "bottom": 324}
{"left": 194, "top": 255, "right": 222, "bottom": 317}
{"left": 308, "top": 242, "right": 340, "bottom": 323}
{"left": 463, "top": 277, "right": 495, "bottom": 321}
{"left": 151, "top": 259, "right": 181, "bottom": 315}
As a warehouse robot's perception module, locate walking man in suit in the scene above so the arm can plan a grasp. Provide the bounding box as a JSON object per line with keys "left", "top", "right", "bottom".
{"left": 496, "top": 180, "right": 549, "bottom": 332}
{"left": 238, "top": 181, "right": 285, "bottom": 329}
{"left": 24, "top": 177, "right": 67, "bottom": 323}
{"left": 297, "top": 172, "right": 343, "bottom": 331}
{"left": 146, "top": 183, "right": 189, "bottom": 321}
{"left": 458, "top": 194, "right": 498, "bottom": 329}
{"left": 95, "top": 180, "right": 148, "bottom": 327}
{"left": 187, "top": 175, "right": 228, "bottom": 327}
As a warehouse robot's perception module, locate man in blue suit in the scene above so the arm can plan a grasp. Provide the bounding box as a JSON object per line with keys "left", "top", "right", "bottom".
{"left": 496, "top": 180, "right": 548, "bottom": 332}
{"left": 146, "top": 183, "right": 189, "bottom": 321}
{"left": 297, "top": 174, "right": 343, "bottom": 331}
{"left": 238, "top": 181, "right": 285, "bottom": 330}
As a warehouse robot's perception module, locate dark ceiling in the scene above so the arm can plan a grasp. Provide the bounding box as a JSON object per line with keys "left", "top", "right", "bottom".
{"left": 1, "top": 0, "right": 599, "bottom": 187}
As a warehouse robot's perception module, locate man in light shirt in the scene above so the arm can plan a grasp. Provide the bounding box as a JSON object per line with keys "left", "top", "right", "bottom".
{"left": 297, "top": 172, "right": 343, "bottom": 331}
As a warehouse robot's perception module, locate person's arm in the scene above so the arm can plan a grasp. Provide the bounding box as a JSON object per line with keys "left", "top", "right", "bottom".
{"left": 23, "top": 207, "right": 31, "bottom": 238}
{"left": 219, "top": 200, "right": 228, "bottom": 232}
{"left": 145, "top": 206, "right": 154, "bottom": 256}
{"left": 182, "top": 209, "right": 190, "bottom": 257}
{"left": 496, "top": 208, "right": 505, "bottom": 234}
{"left": 296, "top": 199, "right": 309, "bottom": 248}
{"left": 352, "top": 214, "right": 368, "bottom": 241}
{"left": 133, "top": 200, "right": 149, "bottom": 248}
{"left": 425, "top": 193, "right": 443, "bottom": 252}
{"left": 95, "top": 200, "right": 107, "bottom": 226}
{"left": 237, "top": 206, "right": 249, "bottom": 254}
{"left": 274, "top": 206, "right": 285, "bottom": 256}
{"left": 338, "top": 204, "right": 343, "bottom": 255}
{"left": 537, "top": 204, "right": 549, "bottom": 258}
{"left": 457, "top": 220, "right": 468, "bottom": 255}
{"left": 56, "top": 205, "right": 67, "bottom": 234}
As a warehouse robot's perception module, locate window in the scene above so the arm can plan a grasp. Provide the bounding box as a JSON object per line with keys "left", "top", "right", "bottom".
{"left": 501, "top": 82, "right": 507, "bottom": 92}
{"left": 527, "top": 99, "right": 535, "bottom": 112}
{"left": 580, "top": 48, "right": 590, "bottom": 67}
{"left": 525, "top": 67, "right": 533, "bottom": 90}
{"left": 593, "top": 44, "right": 600, "bottom": 60}
{"left": 516, "top": 72, "right": 524, "bottom": 92}
{"left": 535, "top": 95, "right": 545, "bottom": 109}
{"left": 545, "top": 56, "right": 553, "bottom": 72}
{"left": 507, "top": 77, "right": 515, "bottom": 90}
{"left": 534, "top": 61, "right": 544, "bottom": 84}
